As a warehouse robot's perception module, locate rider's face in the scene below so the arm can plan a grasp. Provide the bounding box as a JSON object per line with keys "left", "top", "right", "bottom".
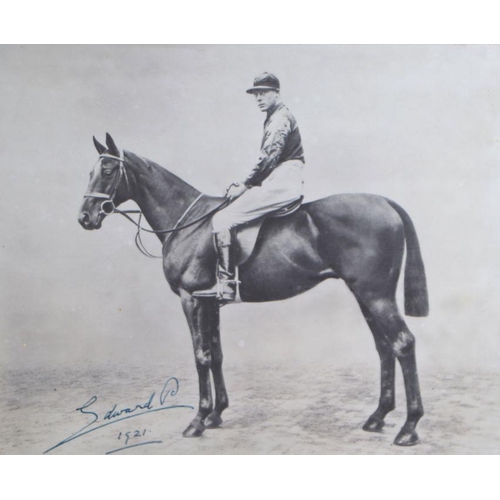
{"left": 253, "top": 90, "right": 279, "bottom": 112}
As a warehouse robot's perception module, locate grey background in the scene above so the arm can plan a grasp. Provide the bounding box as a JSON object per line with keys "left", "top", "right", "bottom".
{"left": 1, "top": 45, "right": 499, "bottom": 453}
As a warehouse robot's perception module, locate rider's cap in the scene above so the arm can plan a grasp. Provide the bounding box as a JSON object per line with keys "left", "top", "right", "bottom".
{"left": 246, "top": 72, "right": 280, "bottom": 94}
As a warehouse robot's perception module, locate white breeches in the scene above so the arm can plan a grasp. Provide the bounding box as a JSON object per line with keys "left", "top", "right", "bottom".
{"left": 212, "top": 159, "right": 304, "bottom": 233}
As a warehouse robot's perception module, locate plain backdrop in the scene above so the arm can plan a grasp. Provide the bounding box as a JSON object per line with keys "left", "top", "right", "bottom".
{"left": 1, "top": 44, "right": 499, "bottom": 374}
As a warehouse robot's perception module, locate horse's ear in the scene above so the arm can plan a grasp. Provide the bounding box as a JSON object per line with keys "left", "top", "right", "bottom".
{"left": 93, "top": 136, "right": 106, "bottom": 155}
{"left": 105, "top": 133, "right": 120, "bottom": 156}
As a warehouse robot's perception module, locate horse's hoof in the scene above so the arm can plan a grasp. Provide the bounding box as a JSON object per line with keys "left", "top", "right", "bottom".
{"left": 182, "top": 423, "right": 205, "bottom": 438}
{"left": 204, "top": 412, "right": 223, "bottom": 429}
{"left": 363, "top": 416, "right": 385, "bottom": 433}
{"left": 394, "top": 429, "right": 419, "bottom": 446}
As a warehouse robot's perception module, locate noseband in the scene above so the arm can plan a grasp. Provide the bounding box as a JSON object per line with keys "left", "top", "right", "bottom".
{"left": 84, "top": 152, "right": 130, "bottom": 216}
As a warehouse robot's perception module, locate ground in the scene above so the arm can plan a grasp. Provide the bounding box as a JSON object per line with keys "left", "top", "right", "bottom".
{"left": 1, "top": 360, "right": 499, "bottom": 455}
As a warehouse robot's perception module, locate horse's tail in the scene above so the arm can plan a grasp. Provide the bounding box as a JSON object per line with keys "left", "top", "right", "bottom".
{"left": 386, "top": 199, "right": 429, "bottom": 317}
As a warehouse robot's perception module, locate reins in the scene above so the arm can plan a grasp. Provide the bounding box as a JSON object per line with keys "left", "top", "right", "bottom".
{"left": 114, "top": 197, "right": 229, "bottom": 258}
{"left": 84, "top": 151, "right": 230, "bottom": 258}
{"left": 113, "top": 196, "right": 229, "bottom": 235}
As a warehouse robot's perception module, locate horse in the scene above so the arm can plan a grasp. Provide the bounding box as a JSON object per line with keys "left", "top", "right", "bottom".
{"left": 78, "top": 133, "right": 429, "bottom": 446}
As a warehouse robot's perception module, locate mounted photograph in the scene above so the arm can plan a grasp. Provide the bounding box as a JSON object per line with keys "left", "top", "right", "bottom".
{"left": 1, "top": 45, "right": 499, "bottom": 455}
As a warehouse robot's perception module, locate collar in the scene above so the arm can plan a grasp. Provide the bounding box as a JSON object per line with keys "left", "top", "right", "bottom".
{"left": 266, "top": 101, "right": 285, "bottom": 118}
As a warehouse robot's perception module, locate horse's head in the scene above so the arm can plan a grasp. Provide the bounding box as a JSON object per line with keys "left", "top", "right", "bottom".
{"left": 78, "top": 133, "right": 131, "bottom": 230}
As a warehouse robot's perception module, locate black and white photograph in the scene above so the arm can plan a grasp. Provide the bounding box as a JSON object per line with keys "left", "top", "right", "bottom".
{"left": 1, "top": 44, "right": 499, "bottom": 456}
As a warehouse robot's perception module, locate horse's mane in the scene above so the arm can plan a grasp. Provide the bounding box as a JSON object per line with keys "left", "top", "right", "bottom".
{"left": 124, "top": 149, "right": 199, "bottom": 193}
{"left": 124, "top": 149, "right": 157, "bottom": 170}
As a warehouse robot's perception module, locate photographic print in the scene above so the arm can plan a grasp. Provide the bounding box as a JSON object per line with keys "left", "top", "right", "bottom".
{"left": 1, "top": 45, "right": 499, "bottom": 454}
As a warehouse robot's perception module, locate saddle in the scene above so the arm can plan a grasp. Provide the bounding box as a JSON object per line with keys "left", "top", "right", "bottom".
{"left": 234, "top": 196, "right": 303, "bottom": 266}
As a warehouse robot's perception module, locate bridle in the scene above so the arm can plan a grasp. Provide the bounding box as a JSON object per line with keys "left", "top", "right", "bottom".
{"left": 84, "top": 152, "right": 130, "bottom": 217}
{"left": 83, "top": 151, "right": 229, "bottom": 258}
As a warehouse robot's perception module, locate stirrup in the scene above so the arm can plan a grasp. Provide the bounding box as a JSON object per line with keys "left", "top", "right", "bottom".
{"left": 217, "top": 278, "right": 240, "bottom": 302}
{"left": 192, "top": 278, "right": 240, "bottom": 301}
{"left": 192, "top": 286, "right": 219, "bottom": 299}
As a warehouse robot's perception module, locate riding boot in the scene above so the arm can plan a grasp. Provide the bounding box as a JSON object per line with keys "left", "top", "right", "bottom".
{"left": 192, "top": 229, "right": 237, "bottom": 302}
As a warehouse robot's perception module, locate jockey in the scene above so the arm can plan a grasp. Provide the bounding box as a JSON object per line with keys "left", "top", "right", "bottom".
{"left": 193, "top": 72, "right": 305, "bottom": 302}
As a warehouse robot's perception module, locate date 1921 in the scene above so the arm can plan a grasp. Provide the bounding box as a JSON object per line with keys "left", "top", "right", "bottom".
{"left": 117, "top": 429, "right": 150, "bottom": 445}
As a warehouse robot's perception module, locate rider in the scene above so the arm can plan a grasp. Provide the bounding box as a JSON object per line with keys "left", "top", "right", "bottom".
{"left": 193, "top": 72, "right": 305, "bottom": 302}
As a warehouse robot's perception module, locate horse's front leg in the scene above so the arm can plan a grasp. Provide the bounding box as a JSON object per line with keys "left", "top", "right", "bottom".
{"left": 180, "top": 291, "right": 214, "bottom": 437}
{"left": 204, "top": 304, "right": 229, "bottom": 428}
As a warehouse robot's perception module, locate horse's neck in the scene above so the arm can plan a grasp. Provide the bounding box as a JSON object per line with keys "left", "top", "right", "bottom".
{"left": 125, "top": 152, "right": 201, "bottom": 243}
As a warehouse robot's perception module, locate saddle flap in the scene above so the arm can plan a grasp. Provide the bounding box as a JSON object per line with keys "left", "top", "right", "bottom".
{"left": 233, "top": 196, "right": 303, "bottom": 267}
{"left": 234, "top": 219, "right": 265, "bottom": 266}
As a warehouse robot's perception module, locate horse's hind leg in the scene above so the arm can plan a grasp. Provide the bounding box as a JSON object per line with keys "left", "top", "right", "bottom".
{"left": 357, "top": 302, "right": 396, "bottom": 432}
{"left": 359, "top": 295, "right": 424, "bottom": 446}
{"left": 204, "top": 304, "right": 229, "bottom": 429}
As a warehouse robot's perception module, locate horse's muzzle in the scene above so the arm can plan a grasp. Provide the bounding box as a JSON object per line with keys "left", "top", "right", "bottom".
{"left": 79, "top": 199, "right": 115, "bottom": 229}
{"left": 78, "top": 211, "right": 104, "bottom": 230}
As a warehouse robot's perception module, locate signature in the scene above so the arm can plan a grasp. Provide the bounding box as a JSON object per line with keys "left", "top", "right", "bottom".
{"left": 44, "top": 376, "right": 193, "bottom": 454}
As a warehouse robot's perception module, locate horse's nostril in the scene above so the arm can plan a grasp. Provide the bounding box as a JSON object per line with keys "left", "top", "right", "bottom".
{"left": 79, "top": 212, "right": 90, "bottom": 226}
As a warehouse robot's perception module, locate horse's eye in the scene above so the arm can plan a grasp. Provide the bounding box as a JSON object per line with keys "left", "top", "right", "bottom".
{"left": 103, "top": 170, "right": 113, "bottom": 178}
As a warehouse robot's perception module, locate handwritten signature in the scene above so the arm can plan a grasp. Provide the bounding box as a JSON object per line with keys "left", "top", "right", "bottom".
{"left": 44, "top": 376, "right": 193, "bottom": 454}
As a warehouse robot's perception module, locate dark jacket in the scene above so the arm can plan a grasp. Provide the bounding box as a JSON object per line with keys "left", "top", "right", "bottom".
{"left": 244, "top": 103, "right": 305, "bottom": 188}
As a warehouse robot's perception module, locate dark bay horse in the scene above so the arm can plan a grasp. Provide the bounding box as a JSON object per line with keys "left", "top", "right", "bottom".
{"left": 79, "top": 134, "right": 429, "bottom": 446}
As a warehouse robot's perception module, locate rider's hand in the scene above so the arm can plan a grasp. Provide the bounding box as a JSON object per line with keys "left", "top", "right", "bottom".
{"left": 225, "top": 182, "right": 248, "bottom": 201}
